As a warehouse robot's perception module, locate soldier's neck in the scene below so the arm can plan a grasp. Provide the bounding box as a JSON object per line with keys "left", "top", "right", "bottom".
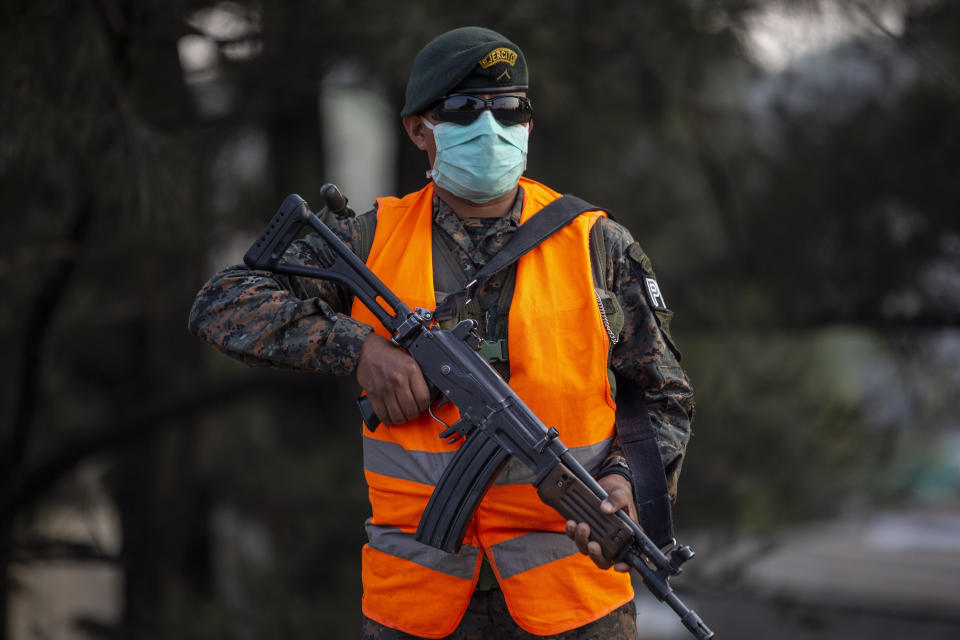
{"left": 435, "top": 184, "right": 519, "bottom": 219}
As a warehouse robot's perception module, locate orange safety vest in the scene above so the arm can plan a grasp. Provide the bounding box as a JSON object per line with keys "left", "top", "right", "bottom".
{"left": 351, "top": 177, "right": 633, "bottom": 637}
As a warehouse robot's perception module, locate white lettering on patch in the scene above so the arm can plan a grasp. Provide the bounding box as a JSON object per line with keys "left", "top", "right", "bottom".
{"left": 645, "top": 277, "right": 667, "bottom": 310}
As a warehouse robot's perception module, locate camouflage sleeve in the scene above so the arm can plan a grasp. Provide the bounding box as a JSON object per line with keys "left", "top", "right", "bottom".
{"left": 187, "top": 211, "right": 376, "bottom": 376}
{"left": 598, "top": 217, "right": 695, "bottom": 500}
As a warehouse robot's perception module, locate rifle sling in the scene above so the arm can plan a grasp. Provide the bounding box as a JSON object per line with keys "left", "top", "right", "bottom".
{"left": 433, "top": 195, "right": 602, "bottom": 322}
{"left": 614, "top": 372, "right": 675, "bottom": 548}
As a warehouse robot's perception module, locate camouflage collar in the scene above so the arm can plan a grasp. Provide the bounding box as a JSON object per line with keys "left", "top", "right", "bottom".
{"left": 432, "top": 189, "right": 524, "bottom": 265}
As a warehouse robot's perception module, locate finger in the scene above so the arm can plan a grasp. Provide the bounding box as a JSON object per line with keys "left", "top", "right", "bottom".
{"left": 573, "top": 523, "right": 592, "bottom": 556}
{"left": 614, "top": 562, "right": 630, "bottom": 572}
{"left": 565, "top": 520, "right": 577, "bottom": 539}
{"left": 409, "top": 370, "right": 431, "bottom": 414}
{"left": 394, "top": 383, "right": 422, "bottom": 423}
{"left": 614, "top": 490, "right": 639, "bottom": 523}
{"left": 601, "top": 489, "right": 629, "bottom": 514}
{"left": 603, "top": 489, "right": 639, "bottom": 523}
{"left": 369, "top": 396, "right": 391, "bottom": 427}
{"left": 587, "top": 540, "right": 611, "bottom": 569}
{"left": 382, "top": 394, "right": 407, "bottom": 426}
{"left": 600, "top": 497, "right": 618, "bottom": 515}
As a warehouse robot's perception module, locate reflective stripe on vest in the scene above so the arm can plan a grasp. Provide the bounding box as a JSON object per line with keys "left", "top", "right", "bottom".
{"left": 489, "top": 531, "right": 580, "bottom": 579}
{"left": 352, "top": 178, "right": 632, "bottom": 637}
{"left": 366, "top": 520, "right": 479, "bottom": 579}
{"left": 362, "top": 434, "right": 615, "bottom": 487}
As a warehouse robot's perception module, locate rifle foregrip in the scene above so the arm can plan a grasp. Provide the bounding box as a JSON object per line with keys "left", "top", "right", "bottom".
{"left": 537, "top": 464, "right": 634, "bottom": 562}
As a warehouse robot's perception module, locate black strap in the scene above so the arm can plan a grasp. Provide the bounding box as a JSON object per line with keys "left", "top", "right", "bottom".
{"left": 433, "top": 195, "right": 605, "bottom": 322}
{"left": 587, "top": 207, "right": 673, "bottom": 546}
{"left": 614, "top": 373, "right": 675, "bottom": 548}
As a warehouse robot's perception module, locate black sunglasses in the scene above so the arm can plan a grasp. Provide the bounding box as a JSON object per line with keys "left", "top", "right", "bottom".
{"left": 429, "top": 94, "right": 533, "bottom": 126}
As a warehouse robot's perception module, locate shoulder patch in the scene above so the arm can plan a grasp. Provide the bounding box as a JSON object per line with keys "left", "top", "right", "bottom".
{"left": 627, "top": 243, "right": 668, "bottom": 311}
{"left": 644, "top": 277, "right": 668, "bottom": 311}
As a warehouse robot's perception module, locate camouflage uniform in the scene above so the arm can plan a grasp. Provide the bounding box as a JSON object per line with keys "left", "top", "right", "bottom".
{"left": 188, "top": 186, "right": 694, "bottom": 638}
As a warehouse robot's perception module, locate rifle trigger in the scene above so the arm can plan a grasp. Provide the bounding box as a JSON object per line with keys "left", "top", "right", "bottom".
{"left": 428, "top": 402, "right": 451, "bottom": 430}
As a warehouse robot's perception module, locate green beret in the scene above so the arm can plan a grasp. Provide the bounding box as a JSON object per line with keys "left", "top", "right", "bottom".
{"left": 401, "top": 27, "right": 528, "bottom": 117}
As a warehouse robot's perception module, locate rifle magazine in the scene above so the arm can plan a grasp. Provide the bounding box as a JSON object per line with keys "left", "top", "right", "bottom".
{"left": 415, "top": 430, "right": 511, "bottom": 553}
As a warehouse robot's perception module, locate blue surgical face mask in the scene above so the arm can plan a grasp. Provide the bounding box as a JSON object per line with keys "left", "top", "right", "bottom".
{"left": 422, "top": 110, "right": 529, "bottom": 203}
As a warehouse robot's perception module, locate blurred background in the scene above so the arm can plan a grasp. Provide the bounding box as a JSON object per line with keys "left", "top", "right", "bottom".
{"left": 2, "top": 0, "right": 959, "bottom": 638}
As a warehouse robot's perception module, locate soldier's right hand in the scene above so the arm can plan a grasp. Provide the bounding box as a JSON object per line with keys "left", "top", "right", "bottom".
{"left": 356, "top": 333, "right": 432, "bottom": 426}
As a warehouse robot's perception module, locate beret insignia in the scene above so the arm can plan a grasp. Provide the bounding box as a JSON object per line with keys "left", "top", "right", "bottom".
{"left": 478, "top": 47, "right": 518, "bottom": 68}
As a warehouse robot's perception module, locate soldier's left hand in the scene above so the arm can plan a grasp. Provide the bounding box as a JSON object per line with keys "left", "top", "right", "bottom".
{"left": 565, "top": 474, "right": 637, "bottom": 572}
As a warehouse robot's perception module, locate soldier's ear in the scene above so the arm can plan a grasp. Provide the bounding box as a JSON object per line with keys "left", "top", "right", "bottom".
{"left": 402, "top": 115, "right": 431, "bottom": 151}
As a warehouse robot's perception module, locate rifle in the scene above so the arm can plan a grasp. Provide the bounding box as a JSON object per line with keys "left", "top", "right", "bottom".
{"left": 243, "top": 186, "right": 714, "bottom": 640}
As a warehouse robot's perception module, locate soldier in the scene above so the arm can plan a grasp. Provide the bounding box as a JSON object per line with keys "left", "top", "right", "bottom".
{"left": 189, "top": 26, "right": 694, "bottom": 640}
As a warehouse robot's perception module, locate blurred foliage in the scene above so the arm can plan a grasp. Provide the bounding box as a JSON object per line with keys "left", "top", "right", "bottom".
{"left": 2, "top": 0, "right": 959, "bottom": 637}
{"left": 678, "top": 332, "right": 884, "bottom": 531}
